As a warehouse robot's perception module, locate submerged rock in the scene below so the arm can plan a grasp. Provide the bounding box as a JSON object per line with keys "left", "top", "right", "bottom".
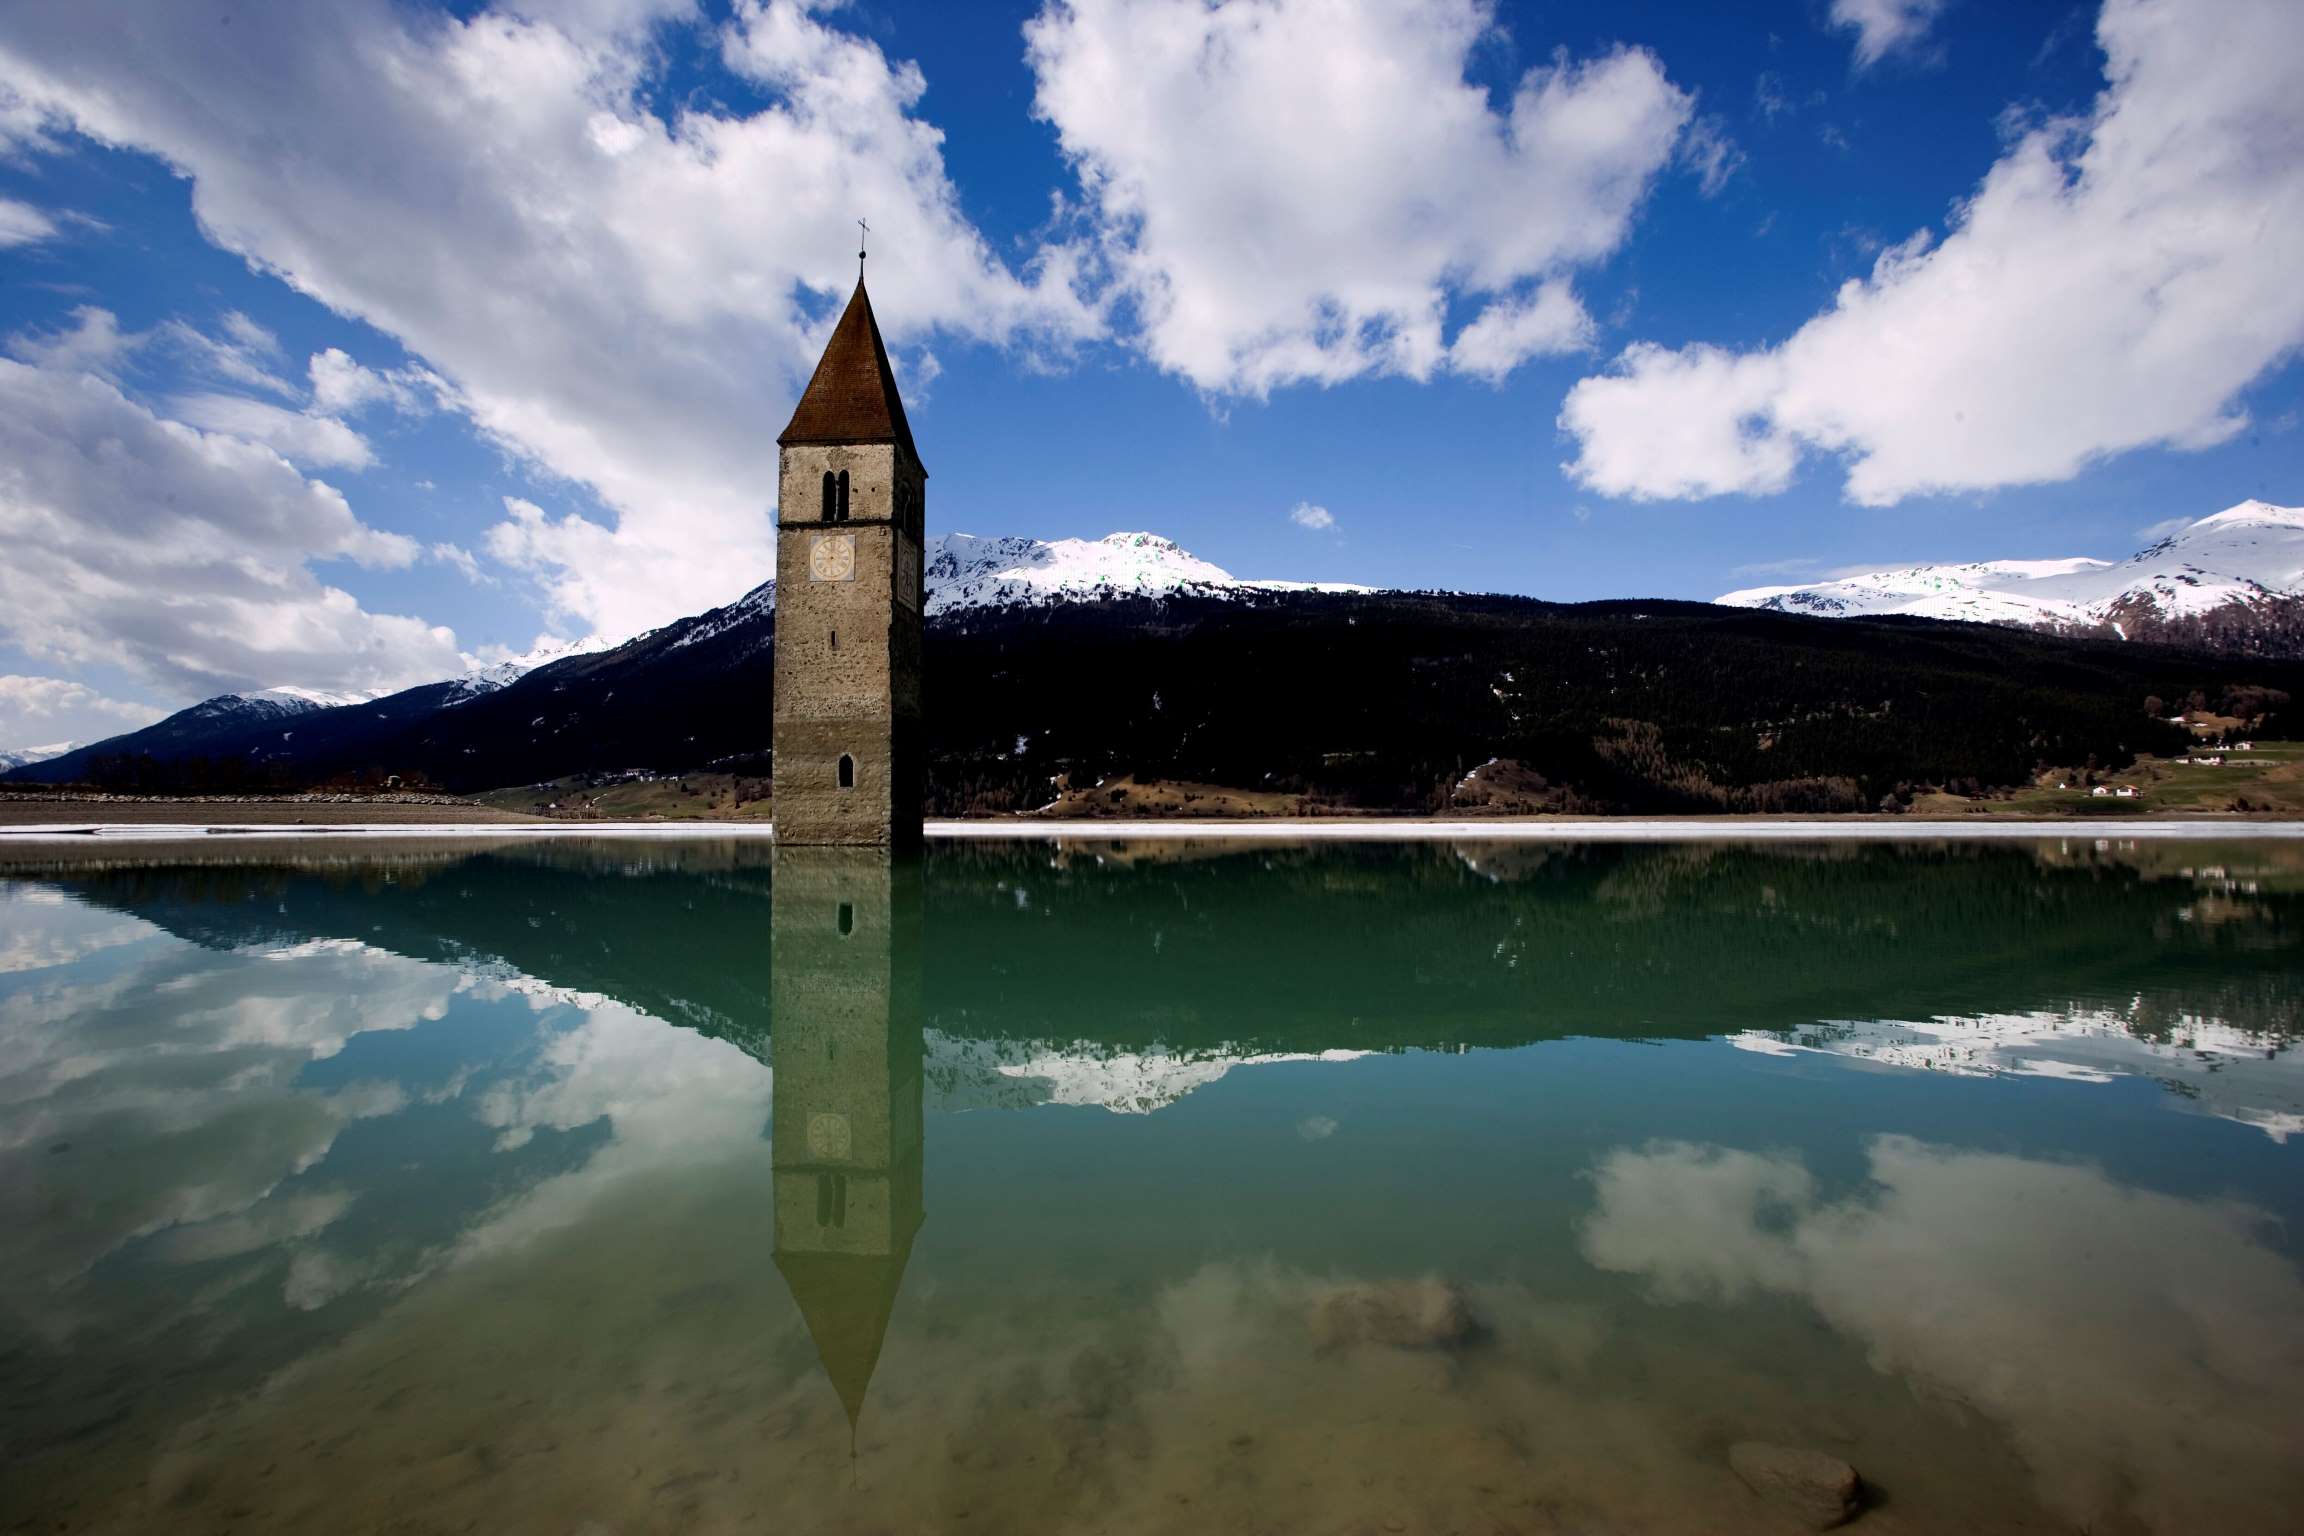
{"left": 1727, "top": 1441, "right": 1862, "bottom": 1529}
{"left": 1307, "top": 1277, "right": 1478, "bottom": 1352}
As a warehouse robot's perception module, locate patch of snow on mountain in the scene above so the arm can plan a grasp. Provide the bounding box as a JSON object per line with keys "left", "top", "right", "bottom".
{"left": 447, "top": 636, "right": 598, "bottom": 703}
{"left": 665, "top": 577, "right": 777, "bottom": 653}
{"left": 1239, "top": 578, "right": 1380, "bottom": 595}
{"left": 250, "top": 685, "right": 384, "bottom": 709}
{"left": 713, "top": 531, "right": 1371, "bottom": 621}
{"left": 1718, "top": 500, "right": 2304, "bottom": 633}
{"left": 181, "top": 690, "right": 330, "bottom": 725}
{"left": 0, "top": 740, "right": 78, "bottom": 771}
{"left": 924, "top": 531, "right": 1371, "bottom": 616}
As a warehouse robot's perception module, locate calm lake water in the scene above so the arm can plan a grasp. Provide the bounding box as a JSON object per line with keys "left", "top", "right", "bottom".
{"left": 2, "top": 835, "right": 2300, "bottom": 1535}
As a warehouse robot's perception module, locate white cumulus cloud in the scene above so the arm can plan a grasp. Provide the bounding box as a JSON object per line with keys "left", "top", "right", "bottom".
{"left": 168, "top": 392, "right": 376, "bottom": 471}
{"left": 429, "top": 541, "right": 491, "bottom": 584}
{"left": 1447, "top": 279, "right": 1594, "bottom": 383}
{"left": 0, "top": 343, "right": 465, "bottom": 700}
{"left": 0, "top": 0, "right": 1099, "bottom": 646}
{"left": 1582, "top": 1135, "right": 2304, "bottom": 1533}
{"left": 1288, "top": 501, "right": 1337, "bottom": 532}
{"left": 162, "top": 311, "right": 297, "bottom": 397}
{"left": 0, "top": 193, "right": 57, "bottom": 246}
{"left": 8, "top": 304, "right": 137, "bottom": 376}
{"left": 1828, "top": 0, "right": 1951, "bottom": 68}
{"left": 0, "top": 675, "right": 165, "bottom": 748}
{"left": 308, "top": 347, "right": 445, "bottom": 417}
{"left": 1560, "top": 0, "right": 2304, "bottom": 507}
{"left": 1024, "top": 0, "right": 1694, "bottom": 395}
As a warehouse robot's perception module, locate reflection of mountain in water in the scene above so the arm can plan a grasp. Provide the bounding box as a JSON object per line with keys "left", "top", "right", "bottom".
{"left": 1737, "top": 1007, "right": 2304, "bottom": 1141}
{"left": 925, "top": 1033, "right": 1374, "bottom": 1115}
{"left": 19, "top": 838, "right": 2300, "bottom": 1116}
{"left": 6, "top": 839, "right": 2303, "bottom": 1536}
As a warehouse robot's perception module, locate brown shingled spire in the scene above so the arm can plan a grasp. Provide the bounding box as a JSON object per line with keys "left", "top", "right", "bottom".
{"left": 777, "top": 279, "right": 921, "bottom": 468}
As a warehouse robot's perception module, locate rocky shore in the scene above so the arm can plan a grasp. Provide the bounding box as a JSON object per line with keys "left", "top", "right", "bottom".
{"left": 0, "top": 795, "right": 531, "bottom": 826}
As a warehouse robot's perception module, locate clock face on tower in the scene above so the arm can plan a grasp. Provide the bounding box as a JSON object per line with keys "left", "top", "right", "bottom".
{"left": 808, "top": 532, "right": 857, "bottom": 582}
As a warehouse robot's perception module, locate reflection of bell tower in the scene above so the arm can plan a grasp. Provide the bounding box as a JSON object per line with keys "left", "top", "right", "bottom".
{"left": 770, "top": 849, "right": 924, "bottom": 1438}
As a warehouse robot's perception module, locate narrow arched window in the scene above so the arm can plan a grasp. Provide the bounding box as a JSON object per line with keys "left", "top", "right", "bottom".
{"left": 820, "top": 470, "right": 836, "bottom": 521}
{"left": 837, "top": 902, "right": 854, "bottom": 937}
{"left": 816, "top": 1173, "right": 847, "bottom": 1228}
{"left": 837, "top": 754, "right": 855, "bottom": 789}
{"left": 835, "top": 469, "right": 850, "bottom": 522}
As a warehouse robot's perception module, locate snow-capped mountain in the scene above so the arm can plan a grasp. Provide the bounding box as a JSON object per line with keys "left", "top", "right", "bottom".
{"left": 4, "top": 661, "right": 585, "bottom": 786}
{"left": 153, "top": 684, "right": 419, "bottom": 731}
{"left": 178, "top": 641, "right": 590, "bottom": 727}
{"left": 445, "top": 637, "right": 597, "bottom": 704}
{"left": 1718, "top": 500, "right": 2304, "bottom": 640}
{"left": 7, "top": 528, "right": 1363, "bottom": 786}
{"left": 663, "top": 577, "right": 779, "bottom": 656}
{"left": 197, "top": 636, "right": 601, "bottom": 723}
{"left": 658, "top": 529, "right": 1369, "bottom": 646}
{"left": 173, "top": 688, "right": 340, "bottom": 727}
{"left": 923, "top": 531, "right": 1371, "bottom": 616}
{"left": 3, "top": 689, "right": 351, "bottom": 782}
{"left": 0, "top": 741, "right": 77, "bottom": 772}
{"left": 655, "top": 530, "right": 1365, "bottom": 648}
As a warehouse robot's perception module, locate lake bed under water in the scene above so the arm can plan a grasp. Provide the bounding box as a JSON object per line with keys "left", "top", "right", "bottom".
{"left": 1, "top": 835, "right": 2299, "bottom": 1535}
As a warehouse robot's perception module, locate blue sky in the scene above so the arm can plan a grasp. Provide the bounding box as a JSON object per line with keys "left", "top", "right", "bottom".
{"left": 1, "top": 0, "right": 2300, "bottom": 747}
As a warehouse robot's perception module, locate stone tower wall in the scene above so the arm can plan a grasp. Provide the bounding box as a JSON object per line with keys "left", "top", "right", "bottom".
{"left": 772, "top": 440, "right": 925, "bottom": 846}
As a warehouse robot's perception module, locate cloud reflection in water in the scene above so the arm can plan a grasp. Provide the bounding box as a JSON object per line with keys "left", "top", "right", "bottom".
{"left": 1581, "top": 1135, "right": 2304, "bottom": 1532}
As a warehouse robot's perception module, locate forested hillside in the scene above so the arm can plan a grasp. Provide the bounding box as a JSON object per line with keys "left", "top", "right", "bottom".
{"left": 924, "top": 593, "right": 2293, "bottom": 814}
{"left": 16, "top": 589, "right": 2298, "bottom": 815}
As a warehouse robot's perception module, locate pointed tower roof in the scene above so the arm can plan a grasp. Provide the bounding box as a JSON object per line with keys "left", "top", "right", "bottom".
{"left": 778, "top": 280, "right": 922, "bottom": 469}
{"left": 774, "top": 1236, "right": 918, "bottom": 1432}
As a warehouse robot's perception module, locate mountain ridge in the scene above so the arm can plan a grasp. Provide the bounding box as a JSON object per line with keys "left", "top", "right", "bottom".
{"left": 8, "top": 531, "right": 1367, "bottom": 785}
{"left": 11, "top": 519, "right": 2303, "bottom": 807}
{"left": 1718, "top": 500, "right": 2304, "bottom": 649}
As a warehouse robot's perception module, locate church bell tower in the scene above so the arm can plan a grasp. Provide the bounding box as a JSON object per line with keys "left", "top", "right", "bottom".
{"left": 772, "top": 268, "right": 926, "bottom": 847}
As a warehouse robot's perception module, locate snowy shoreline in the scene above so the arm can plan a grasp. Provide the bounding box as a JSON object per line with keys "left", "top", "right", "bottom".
{"left": 2, "top": 817, "right": 2301, "bottom": 845}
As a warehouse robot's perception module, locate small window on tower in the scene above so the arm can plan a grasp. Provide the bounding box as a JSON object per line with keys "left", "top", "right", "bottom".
{"left": 835, "top": 469, "right": 851, "bottom": 522}
{"left": 820, "top": 470, "right": 836, "bottom": 521}
{"left": 837, "top": 754, "right": 855, "bottom": 789}
{"left": 837, "top": 902, "right": 854, "bottom": 937}
{"left": 816, "top": 1173, "right": 848, "bottom": 1228}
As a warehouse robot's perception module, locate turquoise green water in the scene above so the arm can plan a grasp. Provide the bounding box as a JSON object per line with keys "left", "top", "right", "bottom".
{"left": 1, "top": 836, "right": 2299, "bottom": 1534}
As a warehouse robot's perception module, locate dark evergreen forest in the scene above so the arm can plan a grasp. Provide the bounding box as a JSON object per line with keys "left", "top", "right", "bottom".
{"left": 14, "top": 590, "right": 2301, "bottom": 814}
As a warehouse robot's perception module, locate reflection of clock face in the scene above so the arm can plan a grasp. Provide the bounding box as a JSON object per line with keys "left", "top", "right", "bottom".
{"left": 807, "top": 1112, "right": 851, "bottom": 1160}
{"left": 808, "top": 533, "right": 856, "bottom": 582}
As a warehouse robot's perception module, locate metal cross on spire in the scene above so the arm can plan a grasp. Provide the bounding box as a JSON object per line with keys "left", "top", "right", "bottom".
{"left": 857, "top": 218, "right": 869, "bottom": 280}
